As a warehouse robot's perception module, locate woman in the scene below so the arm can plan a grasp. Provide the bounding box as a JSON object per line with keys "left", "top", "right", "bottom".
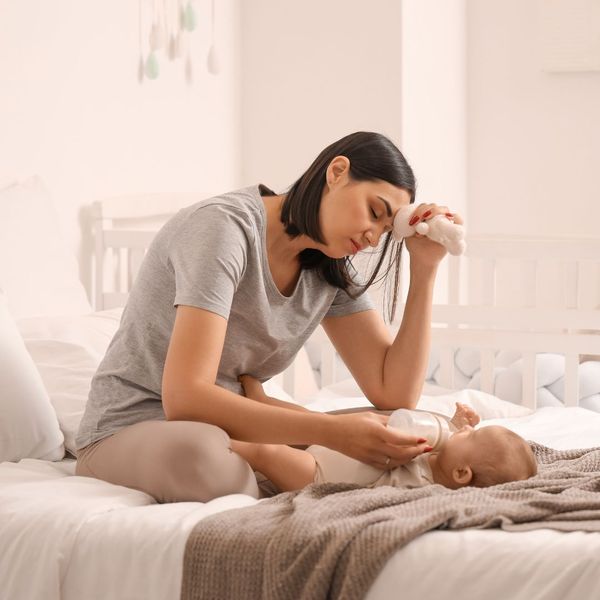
{"left": 75, "top": 131, "right": 461, "bottom": 503}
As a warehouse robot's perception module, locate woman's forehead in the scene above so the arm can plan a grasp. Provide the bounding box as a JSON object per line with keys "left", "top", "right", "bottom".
{"left": 360, "top": 181, "right": 412, "bottom": 208}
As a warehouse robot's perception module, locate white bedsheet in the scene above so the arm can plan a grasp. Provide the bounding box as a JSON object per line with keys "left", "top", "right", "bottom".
{"left": 0, "top": 459, "right": 256, "bottom": 600}
{"left": 2, "top": 406, "right": 600, "bottom": 600}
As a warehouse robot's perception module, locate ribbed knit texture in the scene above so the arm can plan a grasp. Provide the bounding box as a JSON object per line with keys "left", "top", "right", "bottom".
{"left": 181, "top": 443, "right": 600, "bottom": 600}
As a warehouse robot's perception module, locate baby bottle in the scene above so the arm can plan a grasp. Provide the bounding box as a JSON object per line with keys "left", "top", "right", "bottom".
{"left": 387, "top": 409, "right": 451, "bottom": 451}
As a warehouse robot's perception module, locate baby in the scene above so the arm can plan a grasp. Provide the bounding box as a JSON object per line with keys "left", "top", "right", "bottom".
{"left": 231, "top": 375, "right": 538, "bottom": 492}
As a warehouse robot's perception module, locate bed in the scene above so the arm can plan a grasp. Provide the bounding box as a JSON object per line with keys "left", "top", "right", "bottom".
{"left": 1, "top": 180, "right": 600, "bottom": 599}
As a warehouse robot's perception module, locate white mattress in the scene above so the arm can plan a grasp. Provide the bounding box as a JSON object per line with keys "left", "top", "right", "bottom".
{"left": 2, "top": 404, "right": 600, "bottom": 600}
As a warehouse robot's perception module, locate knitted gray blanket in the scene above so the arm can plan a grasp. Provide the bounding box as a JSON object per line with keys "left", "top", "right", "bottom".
{"left": 181, "top": 444, "right": 600, "bottom": 600}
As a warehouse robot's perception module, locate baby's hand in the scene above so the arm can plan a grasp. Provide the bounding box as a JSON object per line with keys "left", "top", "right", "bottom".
{"left": 450, "top": 402, "right": 481, "bottom": 430}
{"left": 238, "top": 374, "right": 268, "bottom": 401}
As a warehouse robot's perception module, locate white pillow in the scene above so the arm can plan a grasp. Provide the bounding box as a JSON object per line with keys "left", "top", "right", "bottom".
{"left": 0, "top": 290, "right": 64, "bottom": 462}
{"left": 302, "top": 377, "right": 533, "bottom": 420}
{"left": 16, "top": 308, "right": 123, "bottom": 456}
{"left": 416, "top": 389, "right": 533, "bottom": 420}
{"left": 17, "top": 307, "right": 321, "bottom": 453}
{"left": 0, "top": 176, "right": 92, "bottom": 319}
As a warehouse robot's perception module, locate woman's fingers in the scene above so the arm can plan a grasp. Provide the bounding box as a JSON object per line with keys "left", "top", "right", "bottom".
{"left": 379, "top": 424, "right": 432, "bottom": 469}
{"left": 333, "top": 412, "right": 430, "bottom": 469}
{"left": 408, "top": 203, "right": 464, "bottom": 228}
{"left": 376, "top": 442, "right": 433, "bottom": 470}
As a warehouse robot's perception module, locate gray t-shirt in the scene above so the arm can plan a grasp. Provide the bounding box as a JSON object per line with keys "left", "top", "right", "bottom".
{"left": 75, "top": 185, "right": 374, "bottom": 450}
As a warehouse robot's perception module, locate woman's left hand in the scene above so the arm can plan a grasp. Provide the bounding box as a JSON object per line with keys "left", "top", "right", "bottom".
{"left": 404, "top": 203, "right": 464, "bottom": 271}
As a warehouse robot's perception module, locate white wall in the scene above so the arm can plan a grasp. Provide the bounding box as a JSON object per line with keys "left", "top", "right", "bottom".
{"left": 239, "top": 0, "right": 403, "bottom": 191}
{"left": 400, "top": 0, "right": 467, "bottom": 223}
{"left": 0, "top": 0, "right": 242, "bottom": 298}
{"left": 400, "top": 0, "right": 467, "bottom": 306}
{"left": 3, "top": 0, "right": 598, "bottom": 310}
{"left": 467, "top": 0, "right": 600, "bottom": 236}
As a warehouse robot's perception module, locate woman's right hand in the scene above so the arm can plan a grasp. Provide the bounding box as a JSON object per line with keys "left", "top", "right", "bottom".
{"left": 327, "top": 412, "right": 432, "bottom": 470}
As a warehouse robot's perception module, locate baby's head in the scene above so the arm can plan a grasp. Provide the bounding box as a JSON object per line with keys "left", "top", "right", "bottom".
{"left": 432, "top": 424, "right": 537, "bottom": 489}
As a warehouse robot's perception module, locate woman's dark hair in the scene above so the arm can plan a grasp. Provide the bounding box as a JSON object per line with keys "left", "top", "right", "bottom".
{"left": 274, "top": 131, "right": 416, "bottom": 323}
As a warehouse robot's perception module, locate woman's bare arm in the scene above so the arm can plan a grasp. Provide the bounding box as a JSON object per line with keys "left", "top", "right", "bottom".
{"left": 321, "top": 257, "right": 440, "bottom": 409}
{"left": 238, "top": 374, "right": 311, "bottom": 414}
{"left": 162, "top": 307, "right": 328, "bottom": 444}
{"left": 162, "top": 306, "right": 431, "bottom": 466}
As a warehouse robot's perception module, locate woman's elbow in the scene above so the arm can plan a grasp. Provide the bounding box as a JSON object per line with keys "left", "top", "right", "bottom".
{"left": 162, "top": 390, "right": 183, "bottom": 421}
{"left": 161, "top": 382, "right": 207, "bottom": 421}
{"left": 371, "top": 393, "right": 418, "bottom": 411}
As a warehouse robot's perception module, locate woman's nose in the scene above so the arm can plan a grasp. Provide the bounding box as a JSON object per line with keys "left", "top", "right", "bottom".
{"left": 365, "top": 231, "right": 378, "bottom": 247}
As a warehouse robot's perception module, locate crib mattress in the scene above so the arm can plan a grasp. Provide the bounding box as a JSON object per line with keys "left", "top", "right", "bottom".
{"left": 2, "top": 406, "right": 600, "bottom": 600}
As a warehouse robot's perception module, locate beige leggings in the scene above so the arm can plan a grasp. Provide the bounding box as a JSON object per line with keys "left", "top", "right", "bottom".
{"left": 75, "top": 420, "right": 261, "bottom": 503}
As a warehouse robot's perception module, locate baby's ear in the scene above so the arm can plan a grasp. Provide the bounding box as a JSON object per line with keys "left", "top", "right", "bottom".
{"left": 453, "top": 465, "right": 473, "bottom": 487}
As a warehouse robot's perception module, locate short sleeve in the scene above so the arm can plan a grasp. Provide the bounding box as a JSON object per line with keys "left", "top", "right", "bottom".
{"left": 325, "top": 280, "right": 375, "bottom": 318}
{"left": 167, "top": 204, "right": 252, "bottom": 320}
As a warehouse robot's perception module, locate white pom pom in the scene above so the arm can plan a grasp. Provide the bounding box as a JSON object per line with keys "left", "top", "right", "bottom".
{"left": 415, "top": 222, "right": 429, "bottom": 235}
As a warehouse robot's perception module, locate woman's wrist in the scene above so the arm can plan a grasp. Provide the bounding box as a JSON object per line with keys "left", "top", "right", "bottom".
{"left": 409, "top": 263, "right": 438, "bottom": 284}
{"left": 311, "top": 412, "right": 339, "bottom": 448}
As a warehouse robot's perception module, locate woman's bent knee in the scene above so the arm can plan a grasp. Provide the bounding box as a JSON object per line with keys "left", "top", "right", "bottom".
{"left": 75, "top": 421, "right": 260, "bottom": 503}
{"left": 163, "top": 424, "right": 259, "bottom": 501}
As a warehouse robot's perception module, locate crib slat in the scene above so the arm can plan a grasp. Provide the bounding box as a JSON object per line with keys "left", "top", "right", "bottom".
{"left": 523, "top": 260, "right": 537, "bottom": 308}
{"left": 563, "top": 261, "right": 579, "bottom": 310}
{"left": 447, "top": 256, "right": 460, "bottom": 305}
{"left": 480, "top": 349, "right": 495, "bottom": 394}
{"left": 482, "top": 259, "right": 496, "bottom": 306}
{"left": 94, "top": 214, "right": 107, "bottom": 310}
{"left": 563, "top": 354, "right": 580, "bottom": 407}
{"left": 577, "top": 261, "right": 596, "bottom": 310}
{"left": 119, "top": 247, "right": 128, "bottom": 293}
{"left": 437, "top": 347, "right": 456, "bottom": 389}
{"left": 109, "top": 248, "right": 118, "bottom": 297}
{"left": 521, "top": 353, "right": 537, "bottom": 410}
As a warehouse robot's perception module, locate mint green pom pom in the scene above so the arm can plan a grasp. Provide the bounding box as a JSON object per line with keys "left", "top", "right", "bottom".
{"left": 184, "top": 2, "right": 197, "bottom": 32}
{"left": 145, "top": 52, "right": 159, "bottom": 79}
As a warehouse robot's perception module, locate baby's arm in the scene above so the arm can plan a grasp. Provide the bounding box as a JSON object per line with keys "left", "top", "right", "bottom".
{"left": 230, "top": 439, "right": 316, "bottom": 492}
{"left": 238, "top": 374, "right": 310, "bottom": 413}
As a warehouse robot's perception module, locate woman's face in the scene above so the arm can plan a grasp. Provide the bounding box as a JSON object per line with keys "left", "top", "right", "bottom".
{"left": 316, "top": 157, "right": 412, "bottom": 259}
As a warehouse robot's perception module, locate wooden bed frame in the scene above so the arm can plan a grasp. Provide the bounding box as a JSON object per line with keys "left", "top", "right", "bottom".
{"left": 91, "top": 194, "right": 600, "bottom": 409}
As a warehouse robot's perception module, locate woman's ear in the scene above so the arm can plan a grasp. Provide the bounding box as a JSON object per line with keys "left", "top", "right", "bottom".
{"left": 326, "top": 156, "right": 350, "bottom": 188}
{"left": 452, "top": 465, "right": 473, "bottom": 487}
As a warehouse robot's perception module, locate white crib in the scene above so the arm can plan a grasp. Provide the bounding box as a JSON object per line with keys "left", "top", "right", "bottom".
{"left": 91, "top": 193, "right": 600, "bottom": 410}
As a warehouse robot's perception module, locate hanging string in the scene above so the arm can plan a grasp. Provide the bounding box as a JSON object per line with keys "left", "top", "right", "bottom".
{"left": 138, "top": 0, "right": 205, "bottom": 82}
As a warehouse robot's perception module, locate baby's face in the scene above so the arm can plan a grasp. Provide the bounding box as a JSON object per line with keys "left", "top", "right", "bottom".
{"left": 435, "top": 425, "right": 526, "bottom": 485}
{"left": 435, "top": 423, "right": 480, "bottom": 465}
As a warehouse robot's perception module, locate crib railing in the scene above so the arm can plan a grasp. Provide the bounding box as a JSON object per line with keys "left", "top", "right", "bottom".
{"left": 92, "top": 196, "right": 600, "bottom": 408}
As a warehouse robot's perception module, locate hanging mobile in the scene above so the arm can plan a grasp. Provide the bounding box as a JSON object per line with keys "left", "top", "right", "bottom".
{"left": 145, "top": 0, "right": 162, "bottom": 79}
{"left": 207, "top": 0, "right": 220, "bottom": 75}
{"left": 138, "top": 0, "right": 145, "bottom": 82}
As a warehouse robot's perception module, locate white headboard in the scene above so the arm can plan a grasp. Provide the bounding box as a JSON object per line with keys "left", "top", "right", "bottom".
{"left": 91, "top": 193, "right": 208, "bottom": 311}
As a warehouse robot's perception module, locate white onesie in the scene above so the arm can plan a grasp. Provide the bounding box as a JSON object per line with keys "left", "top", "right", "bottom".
{"left": 307, "top": 445, "right": 434, "bottom": 488}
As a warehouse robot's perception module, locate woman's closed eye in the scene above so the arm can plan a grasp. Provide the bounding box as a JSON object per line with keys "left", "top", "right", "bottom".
{"left": 371, "top": 206, "right": 392, "bottom": 233}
